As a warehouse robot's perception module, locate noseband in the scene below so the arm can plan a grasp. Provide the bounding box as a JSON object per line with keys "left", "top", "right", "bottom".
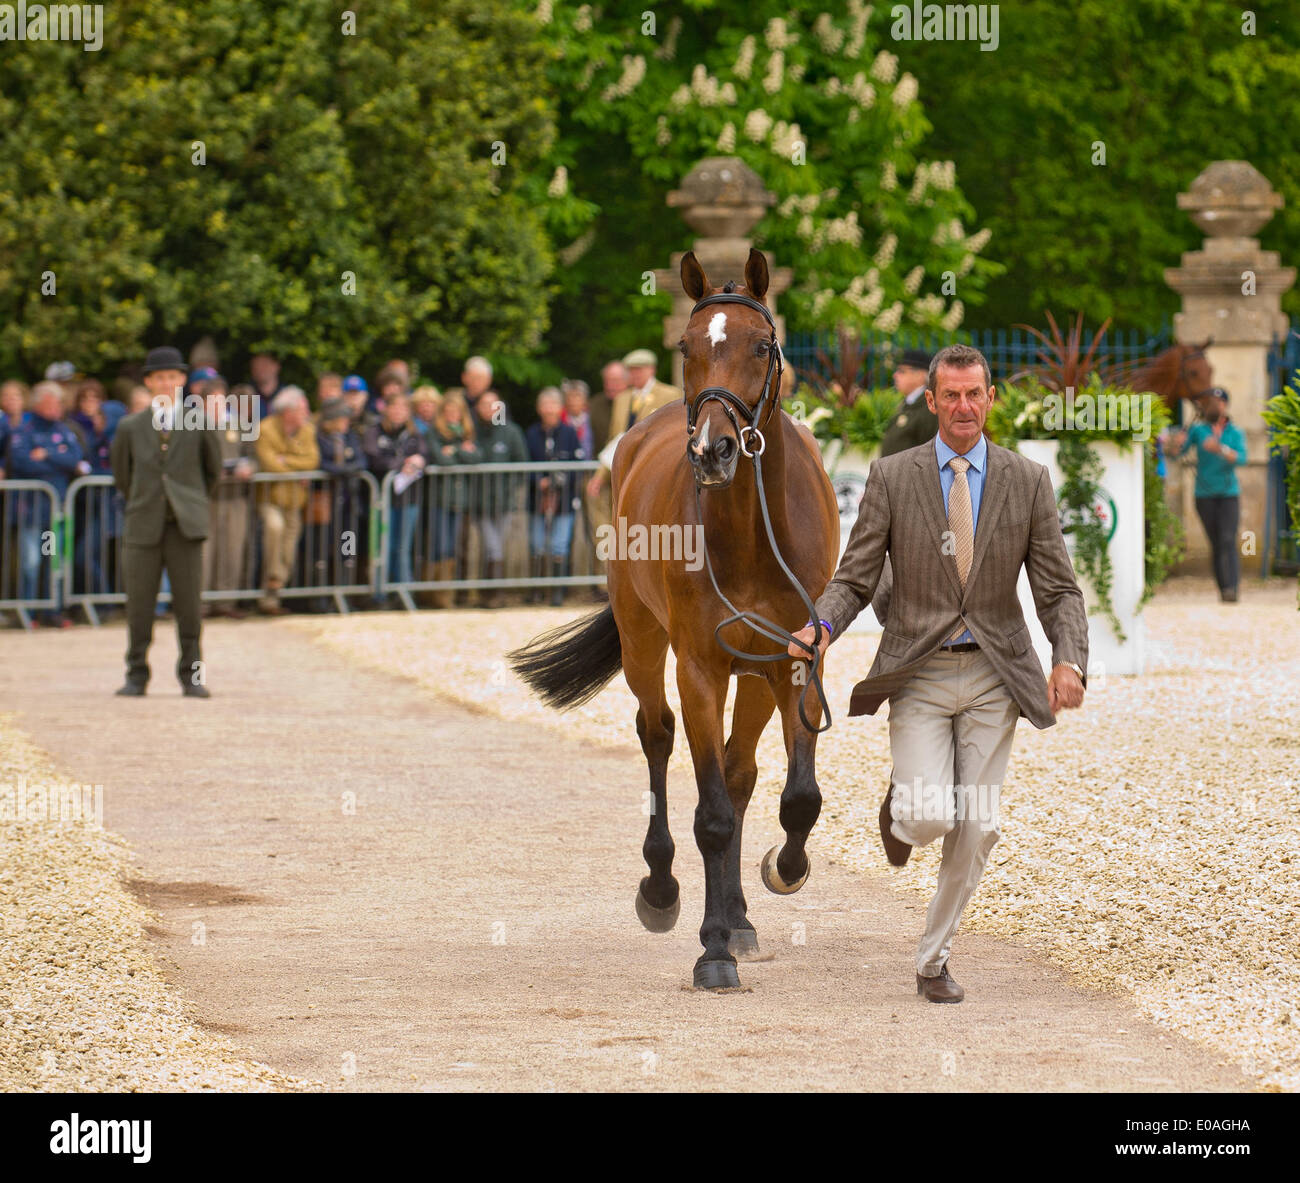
{"left": 684, "top": 292, "right": 784, "bottom": 459}
{"left": 683, "top": 290, "right": 830, "bottom": 735}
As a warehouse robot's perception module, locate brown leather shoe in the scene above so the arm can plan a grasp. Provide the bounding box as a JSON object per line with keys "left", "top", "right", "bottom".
{"left": 880, "top": 778, "right": 912, "bottom": 867}
{"left": 917, "top": 962, "right": 964, "bottom": 1004}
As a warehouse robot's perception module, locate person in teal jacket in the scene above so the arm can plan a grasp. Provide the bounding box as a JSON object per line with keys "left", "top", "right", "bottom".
{"left": 1169, "top": 387, "right": 1248, "bottom": 602}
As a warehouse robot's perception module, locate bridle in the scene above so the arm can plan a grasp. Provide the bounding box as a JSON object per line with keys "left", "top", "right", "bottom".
{"left": 684, "top": 290, "right": 831, "bottom": 735}
{"left": 685, "top": 292, "right": 783, "bottom": 460}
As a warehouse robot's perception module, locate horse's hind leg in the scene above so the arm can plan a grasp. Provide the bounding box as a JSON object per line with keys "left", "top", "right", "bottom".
{"left": 761, "top": 666, "right": 825, "bottom": 896}
{"left": 621, "top": 621, "right": 679, "bottom": 932}
{"left": 723, "top": 675, "right": 776, "bottom": 959}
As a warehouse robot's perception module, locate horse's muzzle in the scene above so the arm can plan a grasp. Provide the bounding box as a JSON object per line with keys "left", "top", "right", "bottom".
{"left": 689, "top": 431, "right": 739, "bottom": 487}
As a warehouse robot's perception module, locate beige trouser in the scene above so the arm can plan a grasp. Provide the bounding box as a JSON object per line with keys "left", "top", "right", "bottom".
{"left": 887, "top": 647, "right": 1020, "bottom": 977}
{"left": 258, "top": 503, "right": 302, "bottom": 589}
{"left": 583, "top": 477, "right": 613, "bottom": 576}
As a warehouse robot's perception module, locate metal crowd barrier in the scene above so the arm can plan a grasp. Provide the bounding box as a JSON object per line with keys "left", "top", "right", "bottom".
{"left": 0, "top": 480, "right": 64, "bottom": 628}
{"left": 378, "top": 460, "right": 605, "bottom": 610}
{"left": 4, "top": 462, "right": 607, "bottom": 628}
{"left": 61, "top": 470, "right": 382, "bottom": 624}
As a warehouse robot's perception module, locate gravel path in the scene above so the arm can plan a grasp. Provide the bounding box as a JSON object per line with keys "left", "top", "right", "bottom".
{"left": 0, "top": 594, "right": 1263, "bottom": 1091}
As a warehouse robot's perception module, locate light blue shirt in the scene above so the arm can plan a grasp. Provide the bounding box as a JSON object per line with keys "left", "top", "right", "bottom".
{"left": 934, "top": 432, "right": 988, "bottom": 645}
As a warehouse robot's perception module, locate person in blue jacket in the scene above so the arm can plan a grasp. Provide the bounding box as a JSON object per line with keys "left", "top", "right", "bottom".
{"left": 525, "top": 386, "right": 584, "bottom": 607}
{"left": 70, "top": 381, "right": 127, "bottom": 597}
{"left": 7, "top": 382, "right": 83, "bottom": 624}
{"left": 1167, "top": 386, "right": 1248, "bottom": 602}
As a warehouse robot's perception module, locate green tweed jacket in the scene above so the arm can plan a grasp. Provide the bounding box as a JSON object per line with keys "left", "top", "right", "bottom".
{"left": 110, "top": 409, "right": 223, "bottom": 546}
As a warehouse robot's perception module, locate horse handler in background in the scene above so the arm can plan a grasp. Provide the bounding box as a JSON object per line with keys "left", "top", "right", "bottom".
{"left": 789, "top": 344, "right": 1089, "bottom": 1003}
{"left": 110, "top": 346, "right": 222, "bottom": 698}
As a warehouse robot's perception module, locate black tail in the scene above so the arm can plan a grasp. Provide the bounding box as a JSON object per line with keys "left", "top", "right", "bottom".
{"left": 507, "top": 604, "right": 623, "bottom": 710}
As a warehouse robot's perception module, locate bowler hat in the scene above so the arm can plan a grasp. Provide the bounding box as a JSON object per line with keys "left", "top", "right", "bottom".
{"left": 896, "top": 348, "right": 932, "bottom": 371}
{"left": 143, "top": 346, "right": 188, "bottom": 375}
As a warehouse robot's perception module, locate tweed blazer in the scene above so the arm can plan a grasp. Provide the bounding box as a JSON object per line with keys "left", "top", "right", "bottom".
{"left": 110, "top": 409, "right": 223, "bottom": 546}
{"left": 813, "top": 438, "right": 1089, "bottom": 730}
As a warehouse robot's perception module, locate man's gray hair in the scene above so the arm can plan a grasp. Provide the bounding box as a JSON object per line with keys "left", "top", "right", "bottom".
{"left": 271, "top": 385, "right": 309, "bottom": 414}
{"left": 464, "top": 355, "right": 493, "bottom": 378}
{"left": 561, "top": 378, "right": 590, "bottom": 399}
{"left": 31, "top": 380, "right": 64, "bottom": 404}
{"left": 928, "top": 343, "right": 991, "bottom": 392}
{"left": 536, "top": 385, "right": 564, "bottom": 405}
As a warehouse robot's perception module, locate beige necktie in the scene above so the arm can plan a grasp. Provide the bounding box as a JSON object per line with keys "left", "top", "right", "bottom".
{"left": 946, "top": 455, "right": 973, "bottom": 642}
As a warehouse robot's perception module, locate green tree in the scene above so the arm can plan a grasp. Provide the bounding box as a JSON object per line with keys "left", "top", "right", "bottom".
{"left": 0, "top": 0, "right": 557, "bottom": 389}
{"left": 528, "top": 0, "right": 1000, "bottom": 381}
{"left": 893, "top": 0, "right": 1300, "bottom": 330}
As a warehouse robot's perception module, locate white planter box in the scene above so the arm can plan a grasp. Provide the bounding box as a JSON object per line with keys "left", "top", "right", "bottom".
{"left": 1016, "top": 439, "right": 1146, "bottom": 676}
{"left": 820, "top": 440, "right": 882, "bottom": 633}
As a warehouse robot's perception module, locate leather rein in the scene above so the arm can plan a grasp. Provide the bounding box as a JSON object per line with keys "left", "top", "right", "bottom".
{"left": 685, "top": 291, "right": 832, "bottom": 735}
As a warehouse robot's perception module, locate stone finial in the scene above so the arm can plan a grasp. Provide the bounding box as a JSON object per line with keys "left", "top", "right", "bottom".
{"left": 1176, "top": 160, "right": 1284, "bottom": 239}
{"left": 666, "top": 156, "right": 775, "bottom": 239}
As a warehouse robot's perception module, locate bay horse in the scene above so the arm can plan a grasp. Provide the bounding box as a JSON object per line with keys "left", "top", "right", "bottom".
{"left": 1127, "top": 340, "right": 1214, "bottom": 418}
{"left": 509, "top": 248, "right": 841, "bottom": 990}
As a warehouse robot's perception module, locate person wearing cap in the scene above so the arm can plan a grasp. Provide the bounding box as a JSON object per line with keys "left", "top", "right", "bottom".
{"left": 44, "top": 360, "right": 84, "bottom": 409}
{"left": 341, "top": 374, "right": 375, "bottom": 434}
{"left": 1167, "top": 387, "right": 1248, "bottom": 602}
{"left": 878, "top": 348, "right": 938, "bottom": 457}
{"left": 199, "top": 374, "right": 258, "bottom": 617}
{"left": 69, "top": 378, "right": 128, "bottom": 601}
{"left": 609, "top": 348, "right": 680, "bottom": 438}
{"left": 110, "top": 346, "right": 222, "bottom": 695}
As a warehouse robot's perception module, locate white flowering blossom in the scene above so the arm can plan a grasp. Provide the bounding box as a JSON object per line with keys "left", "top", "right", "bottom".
{"left": 547, "top": 166, "right": 568, "bottom": 198}
{"left": 789, "top": 60, "right": 806, "bottom": 81}
{"left": 797, "top": 213, "right": 814, "bottom": 240}
{"left": 847, "top": 72, "right": 876, "bottom": 108}
{"left": 717, "top": 122, "right": 736, "bottom": 152}
{"left": 601, "top": 55, "right": 646, "bottom": 102}
{"left": 881, "top": 160, "right": 897, "bottom": 191}
{"left": 763, "top": 50, "right": 785, "bottom": 94}
{"left": 874, "top": 232, "right": 897, "bottom": 267}
{"left": 874, "top": 301, "right": 904, "bottom": 332}
{"left": 907, "top": 162, "right": 929, "bottom": 206}
{"left": 534, "top": 0, "right": 553, "bottom": 24}
{"left": 825, "top": 76, "right": 841, "bottom": 96}
{"left": 845, "top": 0, "right": 872, "bottom": 57}
{"left": 743, "top": 108, "right": 773, "bottom": 142}
{"left": 574, "top": 4, "right": 592, "bottom": 33}
{"left": 824, "top": 209, "right": 862, "bottom": 247}
{"left": 811, "top": 289, "right": 834, "bottom": 319}
{"left": 870, "top": 50, "right": 898, "bottom": 84}
{"left": 957, "top": 252, "right": 976, "bottom": 277}
{"left": 765, "top": 17, "right": 799, "bottom": 49}
{"left": 903, "top": 265, "right": 924, "bottom": 295}
{"left": 770, "top": 120, "right": 804, "bottom": 160}
{"left": 558, "top": 227, "right": 595, "bottom": 267}
{"left": 893, "top": 72, "right": 918, "bottom": 108}
{"left": 966, "top": 227, "right": 992, "bottom": 253}
{"left": 909, "top": 293, "right": 945, "bottom": 323}
{"left": 814, "top": 12, "right": 845, "bottom": 53}
{"left": 690, "top": 63, "right": 724, "bottom": 106}
{"left": 930, "top": 160, "right": 956, "bottom": 191}
{"left": 654, "top": 16, "right": 681, "bottom": 61}
{"left": 941, "top": 300, "right": 965, "bottom": 332}
{"left": 734, "top": 35, "right": 756, "bottom": 79}
{"left": 655, "top": 114, "right": 671, "bottom": 147}
{"left": 669, "top": 84, "right": 692, "bottom": 110}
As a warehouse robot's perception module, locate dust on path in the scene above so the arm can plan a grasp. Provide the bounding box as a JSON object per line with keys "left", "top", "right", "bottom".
{"left": 0, "top": 619, "right": 1250, "bottom": 1091}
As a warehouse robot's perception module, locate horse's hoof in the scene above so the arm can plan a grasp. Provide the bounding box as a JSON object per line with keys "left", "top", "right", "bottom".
{"left": 760, "top": 844, "right": 809, "bottom": 895}
{"left": 693, "top": 959, "right": 740, "bottom": 990}
{"left": 727, "top": 928, "right": 761, "bottom": 959}
{"left": 635, "top": 882, "right": 680, "bottom": 933}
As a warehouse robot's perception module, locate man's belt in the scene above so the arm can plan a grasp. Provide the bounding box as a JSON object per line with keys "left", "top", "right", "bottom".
{"left": 941, "top": 641, "right": 980, "bottom": 653}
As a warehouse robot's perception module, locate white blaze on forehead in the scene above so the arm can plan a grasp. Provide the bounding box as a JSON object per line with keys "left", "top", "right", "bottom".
{"left": 707, "top": 312, "right": 727, "bottom": 347}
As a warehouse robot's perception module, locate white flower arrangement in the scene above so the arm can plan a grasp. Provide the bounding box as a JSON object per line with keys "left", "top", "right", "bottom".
{"left": 870, "top": 50, "right": 898, "bottom": 84}
{"left": 734, "top": 35, "right": 756, "bottom": 80}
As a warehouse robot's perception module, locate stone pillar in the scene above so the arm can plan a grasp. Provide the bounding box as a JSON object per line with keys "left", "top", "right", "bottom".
{"left": 1164, "top": 161, "right": 1295, "bottom": 575}
{"left": 653, "top": 157, "right": 792, "bottom": 388}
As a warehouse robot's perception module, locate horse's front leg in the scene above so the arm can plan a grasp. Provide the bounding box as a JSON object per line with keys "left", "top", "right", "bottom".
{"left": 761, "top": 662, "right": 824, "bottom": 895}
{"left": 675, "top": 655, "right": 739, "bottom": 989}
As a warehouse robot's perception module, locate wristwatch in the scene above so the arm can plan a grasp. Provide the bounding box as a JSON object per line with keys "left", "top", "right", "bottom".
{"left": 1055, "top": 661, "right": 1084, "bottom": 681}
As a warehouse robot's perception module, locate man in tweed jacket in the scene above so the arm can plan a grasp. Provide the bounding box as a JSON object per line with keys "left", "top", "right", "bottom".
{"left": 789, "top": 344, "right": 1088, "bottom": 1003}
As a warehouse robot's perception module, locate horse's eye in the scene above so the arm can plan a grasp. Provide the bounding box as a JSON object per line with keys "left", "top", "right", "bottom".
{"left": 754, "top": 341, "right": 770, "bottom": 357}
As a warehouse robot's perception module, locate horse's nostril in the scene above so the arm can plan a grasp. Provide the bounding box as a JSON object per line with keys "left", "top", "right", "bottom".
{"left": 713, "top": 436, "right": 736, "bottom": 462}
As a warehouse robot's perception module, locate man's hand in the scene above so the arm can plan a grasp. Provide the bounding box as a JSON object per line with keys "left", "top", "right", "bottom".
{"left": 1203, "top": 436, "right": 1220, "bottom": 454}
{"left": 586, "top": 472, "right": 605, "bottom": 498}
{"left": 1047, "top": 664, "right": 1085, "bottom": 714}
{"left": 787, "top": 624, "right": 831, "bottom": 661}
{"left": 30, "top": 447, "right": 48, "bottom": 462}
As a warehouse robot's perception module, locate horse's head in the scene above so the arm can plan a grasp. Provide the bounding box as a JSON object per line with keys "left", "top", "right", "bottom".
{"left": 1178, "top": 339, "right": 1214, "bottom": 407}
{"left": 679, "top": 247, "right": 782, "bottom": 489}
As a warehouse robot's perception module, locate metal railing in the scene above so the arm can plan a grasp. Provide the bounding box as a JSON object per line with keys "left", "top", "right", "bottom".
{"left": 0, "top": 480, "right": 64, "bottom": 628}
{"left": 377, "top": 460, "right": 605, "bottom": 610}
{"left": 3, "top": 464, "right": 608, "bottom": 626}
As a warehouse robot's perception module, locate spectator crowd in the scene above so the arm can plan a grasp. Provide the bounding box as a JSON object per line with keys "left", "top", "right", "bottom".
{"left": 0, "top": 346, "right": 684, "bottom": 627}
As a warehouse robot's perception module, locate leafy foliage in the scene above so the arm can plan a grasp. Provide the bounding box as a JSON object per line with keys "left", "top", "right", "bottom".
{"left": 1262, "top": 369, "right": 1300, "bottom": 606}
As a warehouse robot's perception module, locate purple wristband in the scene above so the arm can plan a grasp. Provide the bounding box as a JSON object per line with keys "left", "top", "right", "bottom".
{"left": 805, "top": 618, "right": 834, "bottom": 636}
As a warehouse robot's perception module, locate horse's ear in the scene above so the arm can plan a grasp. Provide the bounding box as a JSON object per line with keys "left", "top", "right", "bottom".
{"left": 744, "top": 247, "right": 770, "bottom": 301}
{"left": 681, "top": 251, "right": 708, "bottom": 301}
